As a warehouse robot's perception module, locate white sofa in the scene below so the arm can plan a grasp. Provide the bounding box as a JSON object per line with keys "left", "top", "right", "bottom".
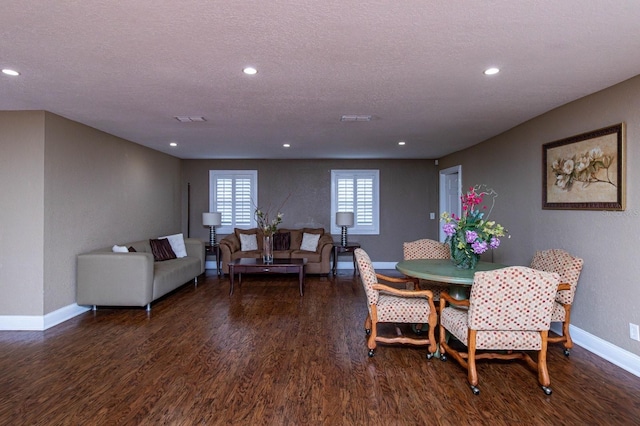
{"left": 77, "top": 237, "right": 205, "bottom": 311}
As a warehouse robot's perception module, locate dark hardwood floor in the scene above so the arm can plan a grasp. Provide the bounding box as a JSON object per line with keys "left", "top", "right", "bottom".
{"left": 1, "top": 270, "right": 639, "bottom": 425}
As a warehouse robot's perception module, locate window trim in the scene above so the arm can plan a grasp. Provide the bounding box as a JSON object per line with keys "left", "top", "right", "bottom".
{"left": 209, "top": 170, "right": 258, "bottom": 234}
{"left": 330, "top": 169, "right": 380, "bottom": 235}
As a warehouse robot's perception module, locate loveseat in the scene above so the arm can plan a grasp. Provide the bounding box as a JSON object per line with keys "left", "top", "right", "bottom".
{"left": 77, "top": 235, "right": 205, "bottom": 311}
{"left": 219, "top": 227, "right": 334, "bottom": 275}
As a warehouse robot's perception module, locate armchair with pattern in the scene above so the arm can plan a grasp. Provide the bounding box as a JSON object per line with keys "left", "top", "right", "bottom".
{"left": 439, "top": 266, "right": 561, "bottom": 395}
{"left": 402, "top": 238, "right": 450, "bottom": 300}
{"left": 530, "top": 249, "right": 584, "bottom": 356}
{"left": 354, "top": 248, "right": 438, "bottom": 358}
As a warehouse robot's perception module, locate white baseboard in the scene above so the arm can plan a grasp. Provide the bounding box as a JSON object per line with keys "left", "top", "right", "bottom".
{"left": 551, "top": 322, "right": 640, "bottom": 377}
{"left": 337, "top": 261, "right": 395, "bottom": 271}
{"left": 373, "top": 261, "right": 400, "bottom": 270}
{"left": 0, "top": 303, "right": 90, "bottom": 331}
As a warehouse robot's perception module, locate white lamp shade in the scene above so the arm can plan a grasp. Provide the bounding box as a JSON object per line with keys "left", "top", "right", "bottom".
{"left": 336, "top": 212, "right": 354, "bottom": 227}
{"left": 202, "top": 212, "right": 222, "bottom": 226}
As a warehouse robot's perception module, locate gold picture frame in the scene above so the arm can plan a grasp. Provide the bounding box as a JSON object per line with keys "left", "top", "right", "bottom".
{"left": 542, "top": 123, "right": 625, "bottom": 210}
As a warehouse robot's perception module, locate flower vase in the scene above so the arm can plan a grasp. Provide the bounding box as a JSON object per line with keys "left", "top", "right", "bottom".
{"left": 263, "top": 234, "right": 274, "bottom": 263}
{"left": 449, "top": 234, "right": 479, "bottom": 270}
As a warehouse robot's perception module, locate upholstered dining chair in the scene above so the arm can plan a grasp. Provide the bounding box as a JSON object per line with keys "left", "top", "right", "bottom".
{"left": 530, "top": 249, "right": 584, "bottom": 356}
{"left": 439, "top": 266, "right": 561, "bottom": 395}
{"left": 402, "top": 238, "right": 450, "bottom": 300}
{"left": 354, "top": 248, "right": 438, "bottom": 358}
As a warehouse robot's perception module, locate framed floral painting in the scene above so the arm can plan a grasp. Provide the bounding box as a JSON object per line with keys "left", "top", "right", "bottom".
{"left": 542, "top": 123, "right": 625, "bottom": 210}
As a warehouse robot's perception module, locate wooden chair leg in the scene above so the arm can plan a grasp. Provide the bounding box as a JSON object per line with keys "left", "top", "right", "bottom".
{"left": 364, "top": 312, "right": 372, "bottom": 333}
{"left": 426, "top": 308, "right": 438, "bottom": 355}
{"left": 367, "top": 307, "right": 378, "bottom": 356}
{"left": 538, "top": 331, "right": 552, "bottom": 394}
{"left": 467, "top": 330, "right": 480, "bottom": 395}
{"left": 562, "top": 305, "right": 573, "bottom": 352}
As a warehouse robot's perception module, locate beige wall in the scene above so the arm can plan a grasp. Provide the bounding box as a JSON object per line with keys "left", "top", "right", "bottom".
{"left": 440, "top": 75, "right": 640, "bottom": 355}
{"left": 1, "top": 111, "right": 182, "bottom": 316}
{"left": 181, "top": 159, "right": 440, "bottom": 261}
{"left": 0, "top": 112, "right": 46, "bottom": 315}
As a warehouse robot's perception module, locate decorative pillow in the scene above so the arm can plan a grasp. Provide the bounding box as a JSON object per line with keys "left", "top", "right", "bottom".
{"left": 300, "top": 232, "right": 321, "bottom": 252}
{"left": 239, "top": 233, "right": 258, "bottom": 251}
{"left": 274, "top": 232, "right": 291, "bottom": 251}
{"left": 149, "top": 238, "right": 177, "bottom": 261}
{"left": 159, "top": 233, "right": 187, "bottom": 258}
{"left": 112, "top": 245, "right": 129, "bottom": 253}
{"left": 128, "top": 246, "right": 137, "bottom": 252}
{"left": 235, "top": 228, "right": 259, "bottom": 240}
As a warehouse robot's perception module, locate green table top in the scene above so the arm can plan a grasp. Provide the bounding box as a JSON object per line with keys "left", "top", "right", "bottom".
{"left": 395, "top": 259, "right": 507, "bottom": 285}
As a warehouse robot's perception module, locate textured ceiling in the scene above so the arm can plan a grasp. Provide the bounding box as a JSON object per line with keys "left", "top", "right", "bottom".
{"left": 2, "top": 1, "right": 640, "bottom": 159}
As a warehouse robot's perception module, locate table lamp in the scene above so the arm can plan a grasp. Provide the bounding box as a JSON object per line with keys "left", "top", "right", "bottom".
{"left": 336, "top": 212, "right": 354, "bottom": 247}
{"left": 202, "top": 212, "right": 222, "bottom": 247}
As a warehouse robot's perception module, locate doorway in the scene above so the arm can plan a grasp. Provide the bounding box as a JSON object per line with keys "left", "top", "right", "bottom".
{"left": 438, "top": 165, "right": 462, "bottom": 242}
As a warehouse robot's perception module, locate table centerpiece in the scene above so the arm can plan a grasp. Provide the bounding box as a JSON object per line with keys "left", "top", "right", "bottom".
{"left": 440, "top": 185, "right": 508, "bottom": 269}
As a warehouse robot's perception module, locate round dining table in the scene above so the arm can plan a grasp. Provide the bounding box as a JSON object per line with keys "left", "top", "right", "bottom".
{"left": 395, "top": 258, "right": 507, "bottom": 299}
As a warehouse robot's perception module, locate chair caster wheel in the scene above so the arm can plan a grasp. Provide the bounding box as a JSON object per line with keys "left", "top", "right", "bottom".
{"left": 426, "top": 352, "right": 433, "bottom": 360}
{"left": 368, "top": 349, "right": 375, "bottom": 357}
{"left": 365, "top": 329, "right": 371, "bottom": 336}
{"left": 440, "top": 354, "right": 447, "bottom": 362}
{"left": 471, "top": 385, "right": 480, "bottom": 395}
{"left": 541, "top": 386, "right": 552, "bottom": 395}
{"left": 563, "top": 349, "right": 570, "bottom": 357}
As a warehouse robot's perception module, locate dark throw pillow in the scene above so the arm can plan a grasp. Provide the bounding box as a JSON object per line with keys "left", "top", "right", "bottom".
{"left": 273, "top": 232, "right": 291, "bottom": 251}
{"left": 128, "top": 246, "right": 137, "bottom": 252}
{"left": 149, "top": 238, "right": 177, "bottom": 261}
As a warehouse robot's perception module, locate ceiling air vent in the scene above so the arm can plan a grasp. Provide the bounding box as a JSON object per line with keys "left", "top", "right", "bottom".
{"left": 174, "top": 116, "right": 207, "bottom": 122}
{"left": 340, "top": 115, "right": 372, "bottom": 122}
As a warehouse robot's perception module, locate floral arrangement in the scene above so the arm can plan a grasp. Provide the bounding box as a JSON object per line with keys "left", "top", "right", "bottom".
{"left": 254, "top": 195, "right": 289, "bottom": 236}
{"left": 255, "top": 208, "right": 283, "bottom": 236}
{"left": 551, "top": 147, "right": 616, "bottom": 191}
{"left": 441, "top": 185, "right": 508, "bottom": 269}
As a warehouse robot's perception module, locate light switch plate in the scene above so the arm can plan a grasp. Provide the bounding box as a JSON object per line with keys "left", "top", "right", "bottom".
{"left": 630, "top": 323, "right": 640, "bottom": 341}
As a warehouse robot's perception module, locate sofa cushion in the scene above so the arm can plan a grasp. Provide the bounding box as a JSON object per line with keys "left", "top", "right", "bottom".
{"left": 160, "top": 233, "right": 187, "bottom": 258}
{"left": 239, "top": 233, "right": 258, "bottom": 251}
{"left": 300, "top": 232, "right": 321, "bottom": 251}
{"left": 274, "top": 232, "right": 291, "bottom": 250}
{"left": 273, "top": 250, "right": 294, "bottom": 259}
{"left": 152, "top": 256, "right": 201, "bottom": 300}
{"left": 235, "top": 228, "right": 262, "bottom": 250}
{"left": 291, "top": 250, "right": 321, "bottom": 262}
{"left": 280, "top": 228, "right": 303, "bottom": 250}
{"left": 150, "top": 238, "right": 177, "bottom": 261}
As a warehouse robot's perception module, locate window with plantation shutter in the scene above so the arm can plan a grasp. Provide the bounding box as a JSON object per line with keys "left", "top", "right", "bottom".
{"left": 331, "top": 170, "right": 379, "bottom": 235}
{"left": 209, "top": 170, "right": 257, "bottom": 234}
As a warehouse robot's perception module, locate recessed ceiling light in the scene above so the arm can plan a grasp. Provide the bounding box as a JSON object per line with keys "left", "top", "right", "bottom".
{"left": 2, "top": 69, "right": 20, "bottom": 76}
{"left": 169, "top": 142, "right": 177, "bottom": 147}
{"left": 283, "top": 143, "right": 291, "bottom": 148}
{"left": 398, "top": 141, "right": 406, "bottom": 146}
{"left": 243, "top": 67, "right": 257, "bottom": 75}
{"left": 484, "top": 67, "right": 500, "bottom": 75}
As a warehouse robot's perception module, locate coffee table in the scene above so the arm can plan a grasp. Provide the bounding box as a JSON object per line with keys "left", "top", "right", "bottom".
{"left": 228, "top": 258, "right": 307, "bottom": 296}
